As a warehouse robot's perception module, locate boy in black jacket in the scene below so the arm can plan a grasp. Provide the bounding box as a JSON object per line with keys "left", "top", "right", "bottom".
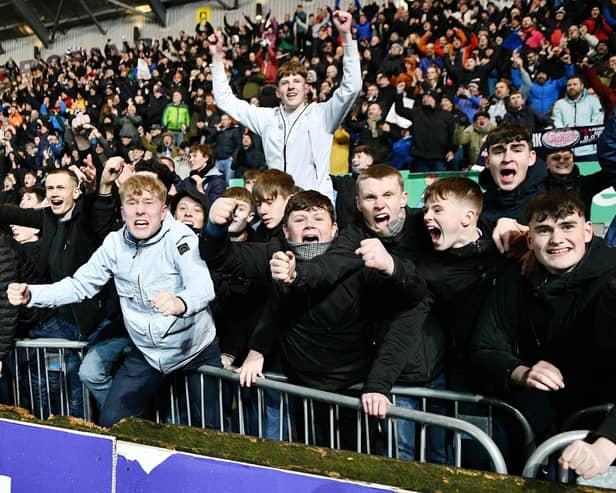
{"left": 419, "top": 176, "right": 509, "bottom": 392}
{"left": 472, "top": 192, "right": 616, "bottom": 479}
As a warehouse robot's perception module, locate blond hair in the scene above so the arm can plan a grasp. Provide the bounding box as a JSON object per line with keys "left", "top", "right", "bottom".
{"left": 119, "top": 174, "right": 167, "bottom": 204}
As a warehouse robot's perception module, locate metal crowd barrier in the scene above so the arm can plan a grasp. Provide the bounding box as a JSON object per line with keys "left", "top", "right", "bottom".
{"left": 7, "top": 339, "right": 90, "bottom": 421}
{"left": 523, "top": 430, "right": 616, "bottom": 489}
{"left": 388, "top": 386, "right": 536, "bottom": 462}
{"left": 561, "top": 404, "right": 614, "bottom": 432}
{"left": 1, "top": 341, "right": 513, "bottom": 473}
{"left": 161, "top": 365, "right": 508, "bottom": 474}
{"left": 522, "top": 430, "right": 589, "bottom": 482}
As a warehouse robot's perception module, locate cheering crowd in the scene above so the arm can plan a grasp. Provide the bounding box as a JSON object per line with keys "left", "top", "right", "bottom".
{"left": 0, "top": 0, "right": 616, "bottom": 481}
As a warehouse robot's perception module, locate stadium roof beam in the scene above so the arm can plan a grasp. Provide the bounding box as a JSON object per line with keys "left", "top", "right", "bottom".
{"left": 9, "top": 0, "right": 51, "bottom": 47}
{"left": 106, "top": 0, "right": 155, "bottom": 20}
{"left": 214, "top": 0, "right": 239, "bottom": 10}
{"left": 78, "top": 0, "right": 107, "bottom": 35}
{"left": 146, "top": 0, "right": 167, "bottom": 27}
{"left": 50, "top": 0, "right": 66, "bottom": 43}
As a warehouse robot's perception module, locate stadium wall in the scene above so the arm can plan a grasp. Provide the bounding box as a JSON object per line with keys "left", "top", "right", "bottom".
{"left": 0, "top": 0, "right": 334, "bottom": 66}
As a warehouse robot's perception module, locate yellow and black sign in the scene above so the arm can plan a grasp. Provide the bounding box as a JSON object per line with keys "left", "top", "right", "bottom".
{"left": 196, "top": 6, "right": 211, "bottom": 24}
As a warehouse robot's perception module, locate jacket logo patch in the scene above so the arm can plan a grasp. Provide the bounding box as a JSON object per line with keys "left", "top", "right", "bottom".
{"left": 177, "top": 243, "right": 190, "bottom": 255}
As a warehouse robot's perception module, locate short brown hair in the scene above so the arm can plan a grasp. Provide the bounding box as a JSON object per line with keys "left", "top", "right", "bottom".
{"left": 352, "top": 145, "right": 377, "bottom": 161}
{"left": 423, "top": 177, "right": 483, "bottom": 214}
{"left": 252, "top": 169, "right": 295, "bottom": 203}
{"left": 189, "top": 144, "right": 214, "bottom": 163}
{"left": 283, "top": 190, "right": 335, "bottom": 224}
{"left": 222, "top": 186, "right": 255, "bottom": 209}
{"left": 243, "top": 169, "right": 262, "bottom": 183}
{"left": 19, "top": 186, "right": 45, "bottom": 203}
{"left": 46, "top": 168, "right": 79, "bottom": 188}
{"left": 356, "top": 164, "right": 404, "bottom": 194}
{"left": 119, "top": 174, "right": 167, "bottom": 204}
{"left": 189, "top": 144, "right": 215, "bottom": 172}
{"left": 276, "top": 60, "right": 308, "bottom": 84}
{"left": 525, "top": 192, "right": 586, "bottom": 225}
{"left": 486, "top": 123, "right": 532, "bottom": 149}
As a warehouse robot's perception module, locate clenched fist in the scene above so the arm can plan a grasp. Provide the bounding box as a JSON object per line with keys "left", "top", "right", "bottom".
{"left": 7, "top": 283, "right": 31, "bottom": 306}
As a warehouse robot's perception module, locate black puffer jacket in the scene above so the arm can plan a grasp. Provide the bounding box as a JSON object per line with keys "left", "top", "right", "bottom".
{"left": 0, "top": 230, "right": 39, "bottom": 360}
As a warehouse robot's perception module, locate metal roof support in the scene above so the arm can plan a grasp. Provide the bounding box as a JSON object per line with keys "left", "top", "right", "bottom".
{"left": 146, "top": 0, "right": 167, "bottom": 27}
{"left": 50, "top": 0, "right": 66, "bottom": 43}
{"left": 9, "top": 0, "right": 51, "bottom": 47}
{"left": 78, "top": 0, "right": 107, "bottom": 35}
{"left": 106, "top": 0, "right": 155, "bottom": 19}
{"left": 214, "top": 0, "right": 239, "bottom": 10}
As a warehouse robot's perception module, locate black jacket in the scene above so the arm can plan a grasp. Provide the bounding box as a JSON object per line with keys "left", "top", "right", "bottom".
{"left": 0, "top": 230, "right": 39, "bottom": 359}
{"left": 331, "top": 173, "right": 361, "bottom": 230}
{"left": 471, "top": 238, "right": 616, "bottom": 442}
{"left": 394, "top": 95, "right": 455, "bottom": 160}
{"left": 479, "top": 159, "right": 548, "bottom": 226}
{"left": 503, "top": 105, "right": 553, "bottom": 131}
{"left": 200, "top": 225, "right": 269, "bottom": 366}
{"left": 202, "top": 218, "right": 432, "bottom": 392}
{"left": 545, "top": 165, "right": 616, "bottom": 217}
{"left": 416, "top": 227, "right": 510, "bottom": 388}
{"left": 293, "top": 210, "right": 444, "bottom": 392}
{"left": 0, "top": 195, "right": 112, "bottom": 336}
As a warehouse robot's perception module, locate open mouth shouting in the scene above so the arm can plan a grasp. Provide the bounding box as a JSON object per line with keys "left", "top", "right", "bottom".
{"left": 373, "top": 212, "right": 390, "bottom": 230}
{"left": 499, "top": 168, "right": 517, "bottom": 186}
{"left": 426, "top": 224, "right": 442, "bottom": 244}
{"left": 49, "top": 198, "right": 64, "bottom": 210}
{"left": 302, "top": 232, "right": 320, "bottom": 243}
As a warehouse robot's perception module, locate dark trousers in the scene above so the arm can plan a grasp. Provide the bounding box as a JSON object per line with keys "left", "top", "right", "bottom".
{"left": 99, "top": 339, "right": 222, "bottom": 429}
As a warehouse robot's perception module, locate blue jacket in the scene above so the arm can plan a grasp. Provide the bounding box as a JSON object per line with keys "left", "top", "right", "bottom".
{"left": 511, "top": 64, "right": 575, "bottom": 115}
{"left": 29, "top": 214, "right": 216, "bottom": 374}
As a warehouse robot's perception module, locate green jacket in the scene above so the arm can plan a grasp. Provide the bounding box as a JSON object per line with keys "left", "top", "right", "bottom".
{"left": 162, "top": 103, "right": 191, "bottom": 131}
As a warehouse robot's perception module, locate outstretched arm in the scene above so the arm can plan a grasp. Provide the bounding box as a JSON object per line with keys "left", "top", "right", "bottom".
{"left": 320, "top": 10, "right": 362, "bottom": 133}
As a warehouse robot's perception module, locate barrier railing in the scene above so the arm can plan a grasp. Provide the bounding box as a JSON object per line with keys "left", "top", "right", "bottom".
{"left": 8, "top": 339, "right": 90, "bottom": 421}
{"left": 388, "top": 385, "right": 536, "bottom": 462}
{"left": 523, "top": 429, "right": 616, "bottom": 489}
{"left": 160, "top": 365, "right": 508, "bottom": 473}
{"left": 561, "top": 404, "right": 614, "bottom": 432}
{"left": 3, "top": 341, "right": 511, "bottom": 473}
{"left": 522, "top": 430, "right": 588, "bottom": 482}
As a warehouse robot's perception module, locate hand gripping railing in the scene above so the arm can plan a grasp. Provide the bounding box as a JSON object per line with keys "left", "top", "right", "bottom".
{"left": 522, "top": 430, "right": 589, "bottom": 482}
{"left": 194, "top": 366, "right": 508, "bottom": 474}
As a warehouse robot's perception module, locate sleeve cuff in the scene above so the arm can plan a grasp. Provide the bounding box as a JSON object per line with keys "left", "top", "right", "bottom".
{"left": 205, "top": 219, "right": 229, "bottom": 238}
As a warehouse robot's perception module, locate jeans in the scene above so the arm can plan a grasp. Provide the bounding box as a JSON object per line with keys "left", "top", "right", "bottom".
{"left": 262, "top": 360, "right": 293, "bottom": 440}
{"left": 216, "top": 157, "right": 234, "bottom": 185}
{"left": 393, "top": 373, "right": 448, "bottom": 463}
{"left": 27, "top": 315, "right": 84, "bottom": 419}
{"left": 98, "top": 339, "right": 222, "bottom": 429}
{"left": 222, "top": 383, "right": 259, "bottom": 435}
{"left": 263, "top": 387, "right": 294, "bottom": 440}
{"left": 79, "top": 336, "right": 130, "bottom": 410}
